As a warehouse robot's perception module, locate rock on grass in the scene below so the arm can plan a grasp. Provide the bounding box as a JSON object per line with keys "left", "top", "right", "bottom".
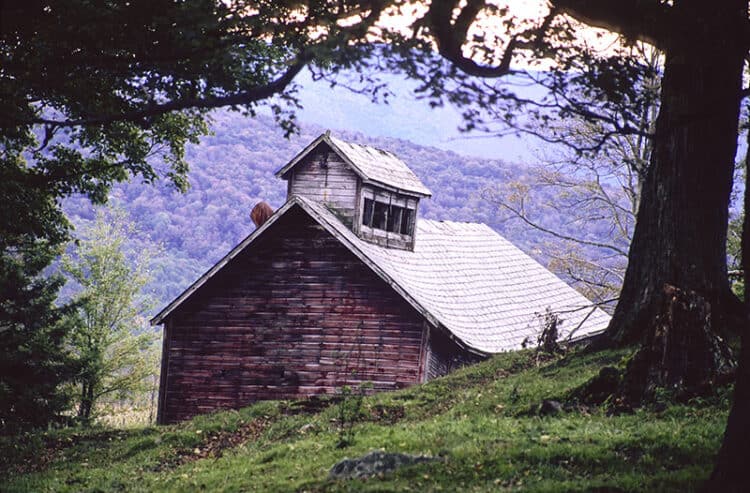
{"left": 329, "top": 451, "right": 440, "bottom": 479}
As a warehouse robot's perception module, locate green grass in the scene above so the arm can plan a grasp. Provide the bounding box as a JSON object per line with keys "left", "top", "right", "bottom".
{"left": 1, "top": 348, "right": 730, "bottom": 492}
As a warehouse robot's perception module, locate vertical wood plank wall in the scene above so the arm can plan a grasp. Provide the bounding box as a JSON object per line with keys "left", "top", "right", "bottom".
{"left": 424, "top": 329, "right": 485, "bottom": 381}
{"left": 159, "top": 207, "right": 427, "bottom": 423}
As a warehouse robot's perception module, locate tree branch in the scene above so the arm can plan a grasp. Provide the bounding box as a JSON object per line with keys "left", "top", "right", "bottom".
{"left": 550, "top": 0, "right": 670, "bottom": 48}
{"left": 24, "top": 57, "right": 309, "bottom": 129}
{"left": 488, "top": 194, "right": 630, "bottom": 257}
{"left": 424, "top": 0, "right": 512, "bottom": 77}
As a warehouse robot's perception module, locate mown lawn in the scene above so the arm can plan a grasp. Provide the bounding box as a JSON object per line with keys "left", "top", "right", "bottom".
{"left": 1, "top": 348, "right": 730, "bottom": 492}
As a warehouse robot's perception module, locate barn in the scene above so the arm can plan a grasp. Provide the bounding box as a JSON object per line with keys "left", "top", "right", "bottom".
{"left": 151, "top": 132, "right": 611, "bottom": 424}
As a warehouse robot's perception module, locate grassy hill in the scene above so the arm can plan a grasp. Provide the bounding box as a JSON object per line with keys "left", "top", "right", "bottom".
{"left": 2, "top": 348, "right": 729, "bottom": 492}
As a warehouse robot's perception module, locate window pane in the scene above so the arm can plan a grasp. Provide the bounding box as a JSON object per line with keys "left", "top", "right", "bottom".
{"left": 400, "top": 208, "right": 413, "bottom": 235}
{"left": 362, "top": 198, "right": 374, "bottom": 227}
{"left": 373, "top": 201, "right": 388, "bottom": 230}
{"left": 387, "top": 206, "right": 402, "bottom": 232}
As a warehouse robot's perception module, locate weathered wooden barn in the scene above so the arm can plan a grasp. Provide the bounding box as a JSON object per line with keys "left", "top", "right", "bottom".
{"left": 151, "top": 132, "right": 611, "bottom": 424}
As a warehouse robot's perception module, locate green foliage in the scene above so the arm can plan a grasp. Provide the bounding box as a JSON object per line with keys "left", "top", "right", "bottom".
{"left": 0, "top": 126, "right": 80, "bottom": 434}
{"left": 1, "top": 0, "right": 383, "bottom": 225}
{"left": 0, "top": 185, "right": 77, "bottom": 433}
{"left": 0, "top": 259, "right": 77, "bottom": 434}
{"left": 62, "top": 208, "right": 159, "bottom": 425}
{"left": 336, "top": 382, "right": 373, "bottom": 448}
{"left": 1, "top": 348, "right": 731, "bottom": 492}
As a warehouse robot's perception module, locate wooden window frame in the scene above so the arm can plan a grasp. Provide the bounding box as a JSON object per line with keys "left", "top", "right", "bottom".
{"left": 363, "top": 198, "right": 415, "bottom": 236}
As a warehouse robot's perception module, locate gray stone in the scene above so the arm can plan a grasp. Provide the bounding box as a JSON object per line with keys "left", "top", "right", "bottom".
{"left": 329, "top": 450, "right": 439, "bottom": 479}
{"left": 539, "top": 399, "right": 564, "bottom": 416}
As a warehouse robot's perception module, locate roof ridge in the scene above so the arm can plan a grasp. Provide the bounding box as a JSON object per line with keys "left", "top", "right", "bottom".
{"left": 419, "top": 218, "right": 488, "bottom": 226}
{"left": 327, "top": 133, "right": 395, "bottom": 155}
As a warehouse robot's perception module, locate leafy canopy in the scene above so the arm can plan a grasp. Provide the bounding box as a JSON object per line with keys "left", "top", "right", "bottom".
{"left": 1, "top": 0, "right": 384, "bottom": 430}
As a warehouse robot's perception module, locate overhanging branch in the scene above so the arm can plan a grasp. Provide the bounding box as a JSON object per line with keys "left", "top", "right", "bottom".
{"left": 424, "top": 0, "right": 518, "bottom": 78}
{"left": 25, "top": 56, "right": 309, "bottom": 129}
{"left": 551, "top": 0, "right": 669, "bottom": 49}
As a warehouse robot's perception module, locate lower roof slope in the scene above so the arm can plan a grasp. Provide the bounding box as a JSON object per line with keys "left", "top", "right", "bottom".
{"left": 301, "top": 197, "right": 611, "bottom": 353}
{"left": 152, "top": 195, "right": 610, "bottom": 354}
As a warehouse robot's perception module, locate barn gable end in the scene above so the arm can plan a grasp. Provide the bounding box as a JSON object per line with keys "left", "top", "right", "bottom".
{"left": 153, "top": 132, "right": 611, "bottom": 423}
{"left": 285, "top": 143, "right": 360, "bottom": 227}
{"left": 157, "top": 205, "right": 473, "bottom": 423}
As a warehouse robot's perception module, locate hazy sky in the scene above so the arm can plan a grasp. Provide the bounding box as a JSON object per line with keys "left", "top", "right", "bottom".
{"left": 288, "top": 2, "right": 620, "bottom": 162}
{"left": 292, "top": 69, "right": 544, "bottom": 163}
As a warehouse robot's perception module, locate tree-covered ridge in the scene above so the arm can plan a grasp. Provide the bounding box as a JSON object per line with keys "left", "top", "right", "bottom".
{"left": 62, "top": 110, "right": 621, "bottom": 310}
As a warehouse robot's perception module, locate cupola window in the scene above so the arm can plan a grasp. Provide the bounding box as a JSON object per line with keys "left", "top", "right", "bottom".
{"left": 362, "top": 198, "right": 415, "bottom": 236}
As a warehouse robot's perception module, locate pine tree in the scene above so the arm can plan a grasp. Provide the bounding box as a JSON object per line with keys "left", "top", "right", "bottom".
{"left": 0, "top": 240, "right": 76, "bottom": 433}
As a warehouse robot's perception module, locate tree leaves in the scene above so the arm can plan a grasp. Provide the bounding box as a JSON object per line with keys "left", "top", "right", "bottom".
{"left": 61, "top": 208, "right": 159, "bottom": 424}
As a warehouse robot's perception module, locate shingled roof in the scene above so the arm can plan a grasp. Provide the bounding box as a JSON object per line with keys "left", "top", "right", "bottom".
{"left": 275, "top": 132, "right": 432, "bottom": 197}
{"left": 152, "top": 195, "right": 610, "bottom": 353}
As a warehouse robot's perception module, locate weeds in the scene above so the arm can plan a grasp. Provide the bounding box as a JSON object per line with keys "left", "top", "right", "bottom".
{"left": 2, "top": 348, "right": 731, "bottom": 493}
{"left": 336, "top": 382, "right": 372, "bottom": 448}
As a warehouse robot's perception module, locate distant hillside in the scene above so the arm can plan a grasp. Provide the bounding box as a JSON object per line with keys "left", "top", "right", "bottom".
{"left": 62, "top": 111, "right": 605, "bottom": 310}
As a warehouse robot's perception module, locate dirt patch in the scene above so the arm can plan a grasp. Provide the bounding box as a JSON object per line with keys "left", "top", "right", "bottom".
{"left": 368, "top": 404, "right": 406, "bottom": 424}
{"left": 155, "top": 417, "right": 271, "bottom": 471}
{"left": 1, "top": 429, "right": 132, "bottom": 476}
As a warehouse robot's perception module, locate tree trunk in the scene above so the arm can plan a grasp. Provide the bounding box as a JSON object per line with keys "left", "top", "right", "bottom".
{"left": 707, "top": 331, "right": 750, "bottom": 491}
{"left": 604, "top": 3, "right": 745, "bottom": 351}
{"left": 705, "top": 102, "right": 750, "bottom": 492}
{"left": 618, "top": 284, "right": 733, "bottom": 403}
{"left": 78, "top": 380, "right": 95, "bottom": 425}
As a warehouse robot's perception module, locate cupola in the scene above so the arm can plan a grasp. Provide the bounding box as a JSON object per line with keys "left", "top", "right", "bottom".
{"left": 275, "top": 132, "right": 431, "bottom": 250}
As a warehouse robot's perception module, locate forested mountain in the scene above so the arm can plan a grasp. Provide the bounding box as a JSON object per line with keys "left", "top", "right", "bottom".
{"left": 62, "top": 110, "right": 605, "bottom": 311}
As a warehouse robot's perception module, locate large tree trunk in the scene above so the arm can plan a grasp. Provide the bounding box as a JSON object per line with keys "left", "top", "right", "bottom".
{"left": 708, "top": 331, "right": 750, "bottom": 491}
{"left": 705, "top": 105, "right": 750, "bottom": 492}
{"left": 617, "top": 284, "right": 734, "bottom": 403}
{"left": 598, "top": 2, "right": 747, "bottom": 404}
{"left": 604, "top": 3, "right": 745, "bottom": 351}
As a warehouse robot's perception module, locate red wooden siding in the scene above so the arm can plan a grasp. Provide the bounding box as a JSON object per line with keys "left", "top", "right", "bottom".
{"left": 158, "top": 207, "right": 429, "bottom": 423}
